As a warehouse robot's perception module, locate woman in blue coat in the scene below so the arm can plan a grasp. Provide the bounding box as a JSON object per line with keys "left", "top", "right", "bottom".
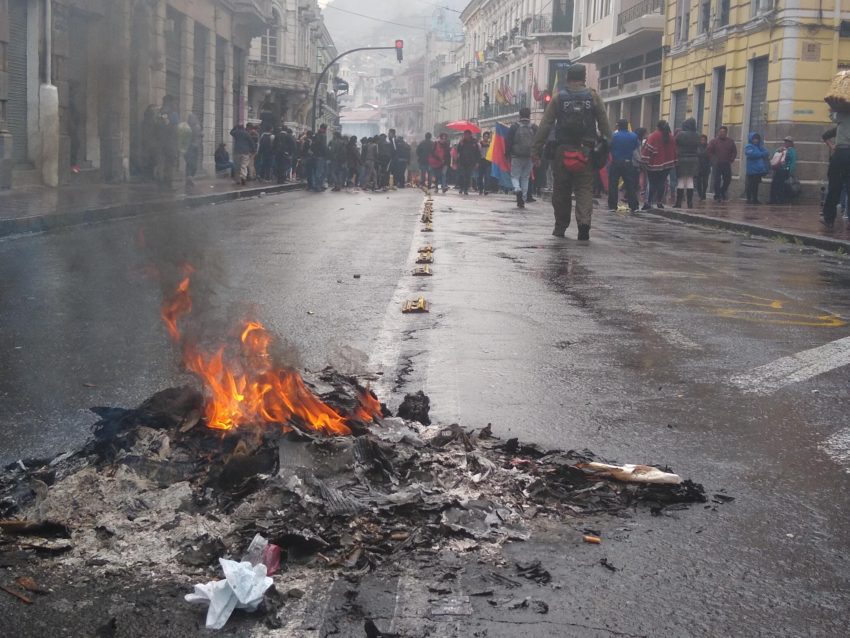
{"left": 744, "top": 132, "right": 770, "bottom": 204}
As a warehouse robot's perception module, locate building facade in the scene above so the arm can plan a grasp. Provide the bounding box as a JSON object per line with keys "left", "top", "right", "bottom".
{"left": 375, "top": 56, "right": 425, "bottom": 139}
{"left": 246, "top": 0, "right": 338, "bottom": 132}
{"left": 661, "top": 0, "right": 850, "bottom": 189}
{"left": 458, "top": 0, "right": 578, "bottom": 127}
{"left": 0, "top": 0, "right": 272, "bottom": 190}
{"left": 572, "top": 0, "right": 664, "bottom": 130}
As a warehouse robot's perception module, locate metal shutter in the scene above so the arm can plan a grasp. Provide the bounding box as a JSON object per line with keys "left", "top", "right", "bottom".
{"left": 748, "top": 57, "right": 769, "bottom": 133}
{"left": 8, "top": 0, "right": 28, "bottom": 164}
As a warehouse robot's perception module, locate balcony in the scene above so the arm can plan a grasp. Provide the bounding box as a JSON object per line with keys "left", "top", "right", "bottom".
{"left": 478, "top": 96, "right": 529, "bottom": 121}
{"left": 232, "top": 0, "right": 273, "bottom": 39}
{"left": 616, "top": 0, "right": 665, "bottom": 36}
{"left": 527, "top": 12, "right": 573, "bottom": 36}
{"left": 248, "top": 59, "right": 313, "bottom": 92}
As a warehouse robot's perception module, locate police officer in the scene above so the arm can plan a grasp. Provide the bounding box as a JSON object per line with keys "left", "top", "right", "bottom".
{"left": 532, "top": 64, "right": 611, "bottom": 241}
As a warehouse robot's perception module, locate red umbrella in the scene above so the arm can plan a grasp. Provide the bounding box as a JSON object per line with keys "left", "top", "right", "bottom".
{"left": 445, "top": 120, "right": 481, "bottom": 134}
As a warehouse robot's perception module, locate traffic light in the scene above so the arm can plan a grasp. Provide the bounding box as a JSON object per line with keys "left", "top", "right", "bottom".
{"left": 542, "top": 90, "right": 552, "bottom": 105}
{"left": 395, "top": 39, "right": 404, "bottom": 63}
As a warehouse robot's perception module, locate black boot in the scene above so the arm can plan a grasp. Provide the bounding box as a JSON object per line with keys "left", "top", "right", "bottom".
{"left": 552, "top": 226, "right": 566, "bottom": 237}
{"left": 674, "top": 188, "right": 684, "bottom": 208}
{"left": 577, "top": 224, "right": 590, "bottom": 241}
{"left": 526, "top": 195, "right": 536, "bottom": 203}
{"left": 686, "top": 188, "right": 694, "bottom": 208}
{"left": 516, "top": 191, "right": 525, "bottom": 208}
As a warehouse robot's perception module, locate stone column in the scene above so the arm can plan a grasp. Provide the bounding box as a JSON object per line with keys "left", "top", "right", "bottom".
{"left": 151, "top": 0, "right": 167, "bottom": 108}
{"left": 203, "top": 27, "right": 216, "bottom": 175}
{"left": 224, "top": 43, "right": 234, "bottom": 129}
{"left": 39, "top": 0, "right": 60, "bottom": 187}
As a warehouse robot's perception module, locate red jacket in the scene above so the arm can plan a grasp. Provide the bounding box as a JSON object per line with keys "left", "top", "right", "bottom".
{"left": 641, "top": 129, "right": 677, "bottom": 171}
{"left": 706, "top": 136, "right": 737, "bottom": 164}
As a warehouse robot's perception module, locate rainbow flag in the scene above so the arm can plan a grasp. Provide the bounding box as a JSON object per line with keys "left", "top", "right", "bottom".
{"left": 486, "top": 122, "right": 513, "bottom": 189}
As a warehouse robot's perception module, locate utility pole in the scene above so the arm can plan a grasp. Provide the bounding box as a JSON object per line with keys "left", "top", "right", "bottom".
{"left": 311, "top": 43, "right": 403, "bottom": 131}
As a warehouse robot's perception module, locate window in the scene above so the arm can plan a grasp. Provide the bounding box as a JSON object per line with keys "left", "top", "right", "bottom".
{"left": 752, "top": 0, "right": 772, "bottom": 16}
{"left": 694, "top": 83, "right": 706, "bottom": 132}
{"left": 717, "top": 0, "right": 730, "bottom": 27}
{"left": 675, "top": 0, "right": 690, "bottom": 43}
{"left": 698, "top": 0, "right": 711, "bottom": 34}
{"left": 712, "top": 66, "right": 726, "bottom": 136}
{"left": 261, "top": 9, "right": 280, "bottom": 64}
{"left": 672, "top": 89, "right": 688, "bottom": 130}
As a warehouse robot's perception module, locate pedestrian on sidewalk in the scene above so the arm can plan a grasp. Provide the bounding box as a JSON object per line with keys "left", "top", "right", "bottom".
{"left": 273, "top": 127, "right": 296, "bottom": 184}
{"left": 768, "top": 136, "right": 798, "bottom": 205}
{"left": 696, "top": 134, "right": 711, "bottom": 200}
{"left": 744, "top": 132, "right": 770, "bottom": 204}
{"left": 300, "top": 131, "right": 314, "bottom": 190}
{"left": 607, "top": 118, "right": 640, "bottom": 212}
{"left": 674, "top": 118, "right": 699, "bottom": 208}
{"left": 255, "top": 126, "right": 275, "bottom": 182}
{"left": 532, "top": 63, "right": 611, "bottom": 241}
{"left": 455, "top": 130, "right": 481, "bottom": 196}
{"left": 707, "top": 126, "right": 737, "bottom": 201}
{"left": 478, "top": 131, "right": 492, "bottom": 195}
{"left": 214, "top": 142, "right": 234, "bottom": 178}
{"left": 230, "top": 123, "right": 256, "bottom": 186}
{"left": 246, "top": 124, "right": 260, "bottom": 182}
{"left": 641, "top": 120, "right": 677, "bottom": 209}
{"left": 821, "top": 110, "right": 850, "bottom": 229}
{"left": 507, "top": 107, "right": 538, "bottom": 208}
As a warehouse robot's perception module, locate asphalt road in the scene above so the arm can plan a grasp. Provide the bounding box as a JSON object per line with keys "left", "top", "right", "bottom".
{"left": 1, "top": 187, "right": 849, "bottom": 636}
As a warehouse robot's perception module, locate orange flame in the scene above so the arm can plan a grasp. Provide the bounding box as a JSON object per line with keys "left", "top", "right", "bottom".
{"left": 161, "top": 274, "right": 379, "bottom": 435}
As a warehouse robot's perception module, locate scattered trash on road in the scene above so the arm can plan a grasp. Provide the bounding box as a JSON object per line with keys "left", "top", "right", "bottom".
{"left": 185, "top": 558, "right": 273, "bottom": 629}
{"left": 577, "top": 462, "right": 683, "bottom": 485}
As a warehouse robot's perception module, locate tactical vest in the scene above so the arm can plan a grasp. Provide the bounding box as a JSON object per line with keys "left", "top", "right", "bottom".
{"left": 555, "top": 87, "right": 598, "bottom": 146}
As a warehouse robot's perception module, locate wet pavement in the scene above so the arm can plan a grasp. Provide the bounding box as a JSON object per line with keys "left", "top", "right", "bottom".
{"left": 2, "top": 186, "right": 850, "bottom": 635}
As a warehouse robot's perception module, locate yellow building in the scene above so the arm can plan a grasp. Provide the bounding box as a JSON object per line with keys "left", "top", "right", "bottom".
{"left": 661, "top": 0, "right": 850, "bottom": 194}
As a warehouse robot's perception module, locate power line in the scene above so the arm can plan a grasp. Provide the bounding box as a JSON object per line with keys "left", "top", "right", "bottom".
{"left": 409, "top": 0, "right": 463, "bottom": 13}
{"left": 323, "top": 5, "right": 428, "bottom": 30}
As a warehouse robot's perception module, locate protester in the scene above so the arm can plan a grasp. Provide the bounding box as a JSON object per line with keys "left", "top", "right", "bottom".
{"left": 707, "top": 126, "right": 737, "bottom": 201}
{"left": 362, "top": 136, "right": 378, "bottom": 191}
{"left": 395, "top": 136, "right": 411, "bottom": 187}
{"left": 635, "top": 127, "right": 648, "bottom": 207}
{"left": 273, "top": 127, "right": 295, "bottom": 184}
{"left": 346, "top": 135, "right": 361, "bottom": 189}
{"left": 377, "top": 133, "right": 392, "bottom": 189}
{"left": 300, "top": 131, "right": 314, "bottom": 190}
{"left": 532, "top": 63, "right": 611, "bottom": 241}
{"left": 674, "top": 118, "right": 699, "bottom": 208}
{"left": 696, "top": 134, "right": 711, "bottom": 201}
{"left": 429, "top": 133, "right": 450, "bottom": 193}
{"left": 768, "top": 136, "right": 798, "bottom": 205}
{"left": 607, "top": 118, "right": 640, "bottom": 212}
{"left": 822, "top": 110, "right": 850, "bottom": 229}
{"left": 255, "top": 126, "right": 275, "bottom": 181}
{"left": 312, "top": 124, "right": 329, "bottom": 192}
{"left": 246, "top": 123, "right": 259, "bottom": 181}
{"left": 455, "top": 130, "right": 481, "bottom": 196}
{"left": 506, "top": 107, "right": 537, "bottom": 208}
{"left": 214, "top": 142, "right": 234, "bottom": 177}
{"left": 140, "top": 105, "right": 159, "bottom": 181}
{"left": 409, "top": 139, "right": 420, "bottom": 187}
{"left": 230, "top": 123, "right": 256, "bottom": 186}
{"left": 478, "top": 131, "right": 492, "bottom": 195}
{"left": 641, "top": 120, "right": 677, "bottom": 209}
{"left": 417, "top": 133, "right": 434, "bottom": 188}
{"left": 744, "top": 132, "right": 770, "bottom": 204}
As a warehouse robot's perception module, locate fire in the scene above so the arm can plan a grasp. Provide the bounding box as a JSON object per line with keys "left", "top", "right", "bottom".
{"left": 160, "top": 273, "right": 379, "bottom": 435}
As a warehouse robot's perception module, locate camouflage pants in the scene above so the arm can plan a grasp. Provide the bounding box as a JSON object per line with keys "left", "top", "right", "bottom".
{"left": 551, "top": 146, "right": 594, "bottom": 231}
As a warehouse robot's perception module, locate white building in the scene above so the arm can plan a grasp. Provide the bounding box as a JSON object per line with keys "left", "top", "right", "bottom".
{"left": 571, "top": 0, "right": 664, "bottom": 130}
{"left": 458, "top": 0, "right": 578, "bottom": 127}
{"left": 246, "top": 0, "right": 338, "bottom": 132}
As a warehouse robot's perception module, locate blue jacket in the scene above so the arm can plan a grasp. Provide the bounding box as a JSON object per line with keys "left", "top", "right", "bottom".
{"left": 744, "top": 133, "right": 769, "bottom": 176}
{"left": 610, "top": 129, "right": 639, "bottom": 162}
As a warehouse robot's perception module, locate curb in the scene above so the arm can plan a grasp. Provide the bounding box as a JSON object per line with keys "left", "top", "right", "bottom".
{"left": 641, "top": 207, "right": 850, "bottom": 253}
{"left": 0, "top": 181, "right": 306, "bottom": 238}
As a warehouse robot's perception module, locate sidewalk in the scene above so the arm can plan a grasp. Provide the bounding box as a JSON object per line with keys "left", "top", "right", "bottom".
{"left": 0, "top": 177, "right": 304, "bottom": 238}
{"left": 640, "top": 198, "right": 850, "bottom": 252}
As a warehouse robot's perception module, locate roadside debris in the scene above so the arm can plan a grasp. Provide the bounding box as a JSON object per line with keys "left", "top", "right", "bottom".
{"left": 401, "top": 297, "right": 429, "bottom": 313}
{"left": 577, "top": 462, "right": 683, "bottom": 485}
{"left": 0, "top": 583, "right": 33, "bottom": 604}
{"left": 396, "top": 390, "right": 431, "bottom": 424}
{"left": 599, "top": 558, "right": 618, "bottom": 572}
{"left": 583, "top": 534, "right": 602, "bottom": 544}
{"left": 185, "top": 558, "right": 274, "bottom": 629}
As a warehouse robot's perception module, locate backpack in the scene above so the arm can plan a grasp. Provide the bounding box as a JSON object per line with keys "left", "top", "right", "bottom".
{"left": 511, "top": 123, "right": 535, "bottom": 158}
{"left": 770, "top": 149, "right": 786, "bottom": 170}
{"left": 555, "top": 87, "right": 597, "bottom": 146}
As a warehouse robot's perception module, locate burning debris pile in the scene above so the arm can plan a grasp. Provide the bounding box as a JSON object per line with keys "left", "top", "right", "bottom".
{"left": 0, "top": 269, "right": 708, "bottom": 630}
